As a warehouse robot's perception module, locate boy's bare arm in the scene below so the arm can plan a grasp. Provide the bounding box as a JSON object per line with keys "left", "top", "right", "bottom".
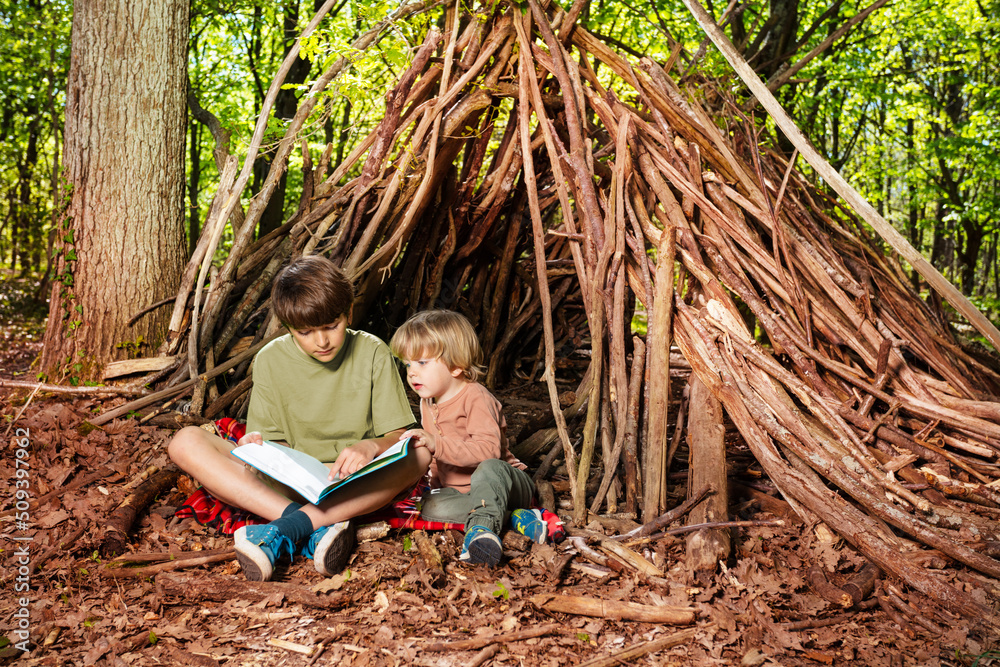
{"left": 328, "top": 428, "right": 407, "bottom": 480}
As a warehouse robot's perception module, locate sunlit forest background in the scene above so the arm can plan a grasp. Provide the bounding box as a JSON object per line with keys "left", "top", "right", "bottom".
{"left": 2, "top": 0, "right": 998, "bottom": 331}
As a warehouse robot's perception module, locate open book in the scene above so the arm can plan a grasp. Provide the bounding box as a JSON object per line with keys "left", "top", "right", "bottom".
{"left": 233, "top": 437, "right": 410, "bottom": 505}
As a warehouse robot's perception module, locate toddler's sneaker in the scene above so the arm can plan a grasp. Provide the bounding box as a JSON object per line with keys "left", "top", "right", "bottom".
{"left": 510, "top": 508, "right": 547, "bottom": 544}
{"left": 301, "top": 520, "right": 355, "bottom": 576}
{"left": 234, "top": 524, "right": 296, "bottom": 581}
{"left": 510, "top": 508, "right": 566, "bottom": 544}
{"left": 460, "top": 525, "right": 502, "bottom": 566}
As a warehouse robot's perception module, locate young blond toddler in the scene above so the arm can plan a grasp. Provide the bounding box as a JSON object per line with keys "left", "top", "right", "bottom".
{"left": 390, "top": 310, "right": 543, "bottom": 565}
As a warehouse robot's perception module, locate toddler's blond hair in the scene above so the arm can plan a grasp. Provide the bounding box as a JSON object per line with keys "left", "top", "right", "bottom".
{"left": 390, "top": 310, "right": 485, "bottom": 382}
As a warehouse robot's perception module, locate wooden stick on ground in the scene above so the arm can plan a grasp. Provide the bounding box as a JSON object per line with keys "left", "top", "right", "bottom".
{"left": 616, "top": 483, "right": 713, "bottom": 540}
{"left": 107, "top": 548, "right": 236, "bottom": 566}
{"left": 576, "top": 626, "right": 706, "bottom": 667}
{"left": 421, "top": 621, "right": 563, "bottom": 652}
{"left": 411, "top": 529, "right": 446, "bottom": 587}
{"left": 102, "top": 550, "right": 236, "bottom": 578}
{"left": 156, "top": 572, "right": 348, "bottom": 609}
{"left": 0, "top": 379, "right": 150, "bottom": 397}
{"left": 528, "top": 594, "right": 696, "bottom": 624}
{"left": 100, "top": 466, "right": 181, "bottom": 558}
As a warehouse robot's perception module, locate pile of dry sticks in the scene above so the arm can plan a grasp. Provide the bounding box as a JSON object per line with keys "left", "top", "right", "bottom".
{"left": 96, "top": 0, "right": 1000, "bottom": 633}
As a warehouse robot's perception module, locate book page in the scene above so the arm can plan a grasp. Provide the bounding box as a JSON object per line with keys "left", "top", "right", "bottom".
{"left": 330, "top": 438, "right": 408, "bottom": 482}
{"left": 234, "top": 441, "right": 332, "bottom": 502}
{"left": 233, "top": 437, "right": 411, "bottom": 504}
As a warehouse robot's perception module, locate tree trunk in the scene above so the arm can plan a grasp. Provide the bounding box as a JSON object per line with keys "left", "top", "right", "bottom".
{"left": 959, "top": 215, "right": 983, "bottom": 294}
{"left": 187, "top": 111, "right": 202, "bottom": 256}
{"left": 253, "top": 0, "right": 318, "bottom": 240}
{"left": 14, "top": 101, "right": 40, "bottom": 277}
{"left": 40, "top": 0, "right": 189, "bottom": 380}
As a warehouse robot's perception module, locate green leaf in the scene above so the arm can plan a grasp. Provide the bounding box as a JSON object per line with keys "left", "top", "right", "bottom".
{"left": 492, "top": 581, "right": 509, "bottom": 600}
{"left": 385, "top": 47, "right": 406, "bottom": 68}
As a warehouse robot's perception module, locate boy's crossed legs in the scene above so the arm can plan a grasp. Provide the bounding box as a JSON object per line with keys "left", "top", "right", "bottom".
{"left": 168, "top": 425, "right": 432, "bottom": 580}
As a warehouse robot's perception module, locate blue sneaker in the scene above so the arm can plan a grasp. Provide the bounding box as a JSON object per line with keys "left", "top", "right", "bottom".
{"left": 234, "top": 524, "right": 296, "bottom": 581}
{"left": 510, "top": 508, "right": 547, "bottom": 544}
{"left": 300, "top": 520, "right": 354, "bottom": 576}
{"left": 460, "top": 525, "right": 502, "bottom": 566}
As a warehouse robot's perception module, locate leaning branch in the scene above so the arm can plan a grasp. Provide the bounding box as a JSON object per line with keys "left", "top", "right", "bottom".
{"left": 679, "top": 0, "right": 1000, "bottom": 352}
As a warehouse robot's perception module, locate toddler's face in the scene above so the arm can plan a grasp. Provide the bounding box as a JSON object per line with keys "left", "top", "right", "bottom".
{"left": 403, "top": 354, "right": 466, "bottom": 403}
{"left": 289, "top": 314, "right": 349, "bottom": 363}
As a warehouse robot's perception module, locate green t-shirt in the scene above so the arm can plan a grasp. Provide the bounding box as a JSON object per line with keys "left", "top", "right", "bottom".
{"left": 247, "top": 329, "right": 416, "bottom": 463}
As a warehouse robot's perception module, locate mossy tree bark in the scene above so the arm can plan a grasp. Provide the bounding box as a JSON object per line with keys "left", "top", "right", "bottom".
{"left": 40, "top": 0, "right": 189, "bottom": 380}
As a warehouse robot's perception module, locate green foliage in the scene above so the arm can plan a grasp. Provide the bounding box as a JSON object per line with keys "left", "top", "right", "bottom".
{"left": 183, "top": 0, "right": 437, "bottom": 250}
{"left": 787, "top": 0, "right": 1000, "bottom": 294}
{"left": 116, "top": 335, "right": 147, "bottom": 359}
{"left": 0, "top": 0, "right": 72, "bottom": 276}
{"left": 4, "top": 0, "right": 999, "bottom": 319}
{"left": 491, "top": 581, "right": 509, "bottom": 600}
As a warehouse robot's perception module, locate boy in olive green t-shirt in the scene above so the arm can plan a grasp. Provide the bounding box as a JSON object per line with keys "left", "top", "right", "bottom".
{"left": 168, "top": 256, "right": 431, "bottom": 581}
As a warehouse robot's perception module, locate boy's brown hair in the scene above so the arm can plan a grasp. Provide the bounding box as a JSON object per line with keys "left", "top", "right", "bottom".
{"left": 390, "top": 310, "right": 485, "bottom": 382}
{"left": 271, "top": 255, "right": 354, "bottom": 330}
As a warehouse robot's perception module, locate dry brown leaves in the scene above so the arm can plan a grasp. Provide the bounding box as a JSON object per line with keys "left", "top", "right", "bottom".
{"left": 1, "top": 390, "right": 994, "bottom": 666}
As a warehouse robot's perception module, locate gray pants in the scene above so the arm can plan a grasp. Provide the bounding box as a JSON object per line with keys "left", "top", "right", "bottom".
{"left": 419, "top": 459, "right": 535, "bottom": 533}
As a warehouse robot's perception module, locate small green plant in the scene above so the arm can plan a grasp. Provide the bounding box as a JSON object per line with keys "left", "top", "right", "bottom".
{"left": 576, "top": 632, "right": 590, "bottom": 643}
{"left": 403, "top": 535, "right": 413, "bottom": 551}
{"left": 116, "top": 335, "right": 147, "bottom": 359}
{"left": 148, "top": 631, "right": 158, "bottom": 645}
{"left": 492, "top": 581, "right": 509, "bottom": 600}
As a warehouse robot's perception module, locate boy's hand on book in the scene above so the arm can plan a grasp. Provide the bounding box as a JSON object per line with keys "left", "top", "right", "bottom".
{"left": 328, "top": 440, "right": 379, "bottom": 481}
{"left": 400, "top": 429, "right": 436, "bottom": 454}
{"left": 238, "top": 431, "right": 265, "bottom": 447}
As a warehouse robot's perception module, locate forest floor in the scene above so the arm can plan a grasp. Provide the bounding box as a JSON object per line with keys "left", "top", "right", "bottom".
{"left": 1, "top": 278, "right": 997, "bottom": 666}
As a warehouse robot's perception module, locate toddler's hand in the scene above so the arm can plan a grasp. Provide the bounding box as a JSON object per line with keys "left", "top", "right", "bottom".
{"left": 400, "top": 429, "right": 436, "bottom": 455}
{"left": 238, "top": 431, "right": 264, "bottom": 447}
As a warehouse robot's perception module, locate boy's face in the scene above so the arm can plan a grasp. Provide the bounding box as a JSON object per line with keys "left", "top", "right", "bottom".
{"left": 403, "top": 354, "right": 466, "bottom": 403}
{"left": 289, "top": 313, "right": 349, "bottom": 363}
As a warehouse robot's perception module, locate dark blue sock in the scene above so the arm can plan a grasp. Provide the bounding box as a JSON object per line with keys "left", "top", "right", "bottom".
{"left": 270, "top": 509, "right": 314, "bottom": 543}
{"left": 281, "top": 502, "right": 303, "bottom": 517}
